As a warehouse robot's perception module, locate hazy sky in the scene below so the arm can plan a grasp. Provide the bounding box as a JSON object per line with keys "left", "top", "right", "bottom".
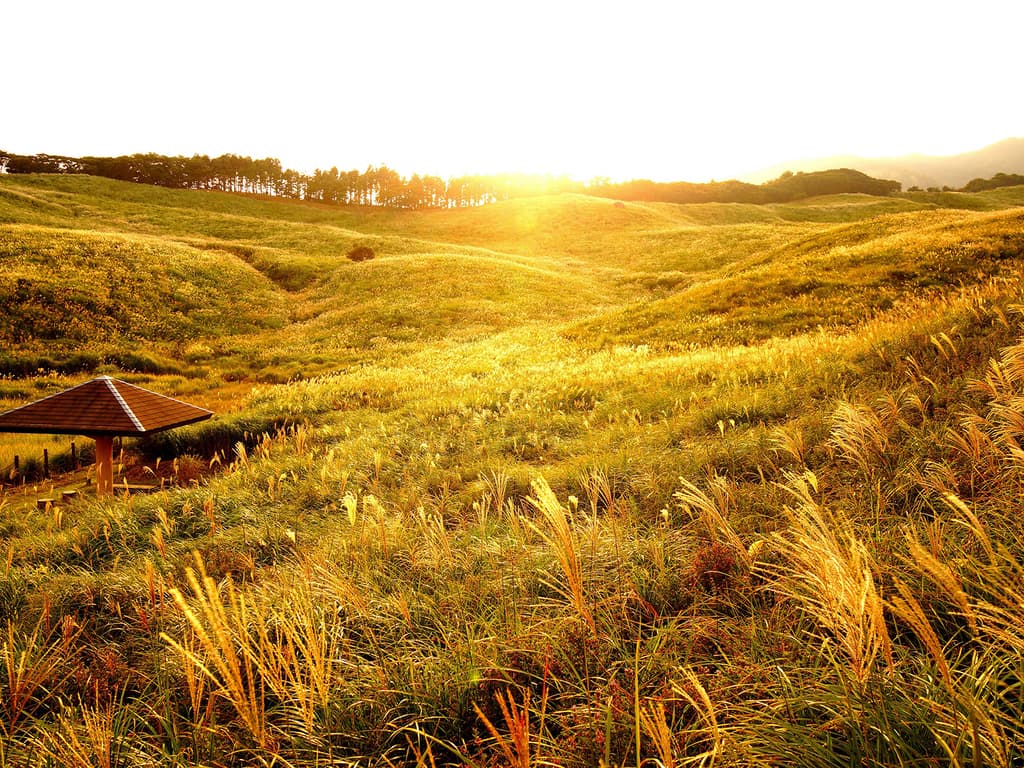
{"left": 3, "top": 0, "right": 1022, "bottom": 182}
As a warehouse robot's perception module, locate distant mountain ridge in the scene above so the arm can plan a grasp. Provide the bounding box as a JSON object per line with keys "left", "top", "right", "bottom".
{"left": 741, "top": 138, "right": 1024, "bottom": 191}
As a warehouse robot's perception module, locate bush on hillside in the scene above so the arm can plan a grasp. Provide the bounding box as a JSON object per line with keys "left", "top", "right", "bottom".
{"left": 346, "top": 245, "right": 375, "bottom": 262}
{"left": 961, "top": 172, "right": 1024, "bottom": 193}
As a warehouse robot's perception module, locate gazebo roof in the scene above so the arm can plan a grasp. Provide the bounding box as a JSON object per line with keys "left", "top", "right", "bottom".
{"left": 0, "top": 376, "right": 213, "bottom": 436}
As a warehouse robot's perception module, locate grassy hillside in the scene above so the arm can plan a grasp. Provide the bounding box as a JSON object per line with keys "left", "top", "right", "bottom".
{"left": 0, "top": 225, "right": 288, "bottom": 344}
{"left": 2, "top": 174, "right": 1024, "bottom": 766}
{"left": 568, "top": 207, "right": 1024, "bottom": 347}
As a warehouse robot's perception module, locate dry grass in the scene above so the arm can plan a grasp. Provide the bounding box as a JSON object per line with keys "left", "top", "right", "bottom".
{"left": 766, "top": 471, "right": 892, "bottom": 686}
{"left": 1, "top": 614, "right": 79, "bottom": 735}
{"left": 524, "top": 478, "right": 594, "bottom": 632}
{"left": 2, "top": 174, "right": 1024, "bottom": 765}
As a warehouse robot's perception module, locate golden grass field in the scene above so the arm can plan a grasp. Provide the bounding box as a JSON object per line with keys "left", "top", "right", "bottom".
{"left": 2, "top": 173, "right": 1024, "bottom": 766}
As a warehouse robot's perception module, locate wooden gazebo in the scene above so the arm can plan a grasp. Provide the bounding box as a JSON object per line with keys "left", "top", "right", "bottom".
{"left": 0, "top": 376, "right": 213, "bottom": 495}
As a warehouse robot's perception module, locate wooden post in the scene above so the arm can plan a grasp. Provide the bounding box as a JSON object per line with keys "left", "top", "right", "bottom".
{"left": 43, "top": 449, "right": 49, "bottom": 479}
{"left": 71, "top": 441, "right": 78, "bottom": 469}
{"left": 95, "top": 435, "right": 114, "bottom": 496}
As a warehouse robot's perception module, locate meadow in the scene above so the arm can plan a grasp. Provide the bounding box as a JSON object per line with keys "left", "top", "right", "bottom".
{"left": 2, "top": 173, "right": 1024, "bottom": 766}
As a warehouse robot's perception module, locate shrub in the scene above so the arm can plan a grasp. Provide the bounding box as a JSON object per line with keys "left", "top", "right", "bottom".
{"left": 346, "top": 245, "right": 375, "bottom": 262}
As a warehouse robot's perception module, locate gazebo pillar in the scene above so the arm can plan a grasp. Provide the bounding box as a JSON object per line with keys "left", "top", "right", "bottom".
{"left": 95, "top": 435, "right": 114, "bottom": 496}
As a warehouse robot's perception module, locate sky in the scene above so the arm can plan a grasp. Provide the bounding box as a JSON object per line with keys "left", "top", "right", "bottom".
{"left": 3, "top": 0, "right": 1022, "bottom": 182}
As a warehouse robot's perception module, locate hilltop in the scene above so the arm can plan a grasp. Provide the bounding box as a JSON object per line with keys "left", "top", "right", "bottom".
{"left": 2, "top": 173, "right": 1024, "bottom": 766}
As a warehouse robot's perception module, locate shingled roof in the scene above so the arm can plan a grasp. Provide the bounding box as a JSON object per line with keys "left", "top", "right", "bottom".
{"left": 0, "top": 376, "right": 213, "bottom": 436}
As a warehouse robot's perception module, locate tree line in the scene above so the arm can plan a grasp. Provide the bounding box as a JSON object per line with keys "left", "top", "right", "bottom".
{"left": 0, "top": 150, "right": 903, "bottom": 208}
{"left": 591, "top": 168, "right": 902, "bottom": 204}
{"left": 960, "top": 172, "right": 1024, "bottom": 193}
{"left": 0, "top": 151, "right": 579, "bottom": 208}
